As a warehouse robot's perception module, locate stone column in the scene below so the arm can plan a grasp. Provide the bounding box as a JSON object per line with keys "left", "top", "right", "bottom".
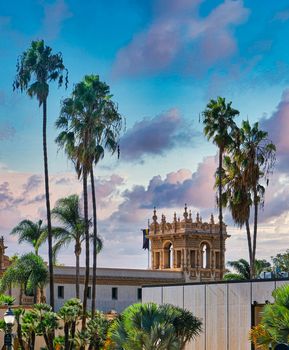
{"left": 160, "top": 250, "right": 164, "bottom": 269}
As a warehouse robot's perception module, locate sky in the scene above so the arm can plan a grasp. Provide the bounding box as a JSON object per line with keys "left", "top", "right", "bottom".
{"left": 1, "top": 0, "right": 289, "bottom": 268}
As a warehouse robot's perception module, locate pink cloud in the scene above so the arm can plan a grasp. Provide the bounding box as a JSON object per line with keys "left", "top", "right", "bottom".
{"left": 112, "top": 0, "right": 249, "bottom": 77}
{"left": 0, "top": 169, "right": 125, "bottom": 238}
{"left": 104, "top": 156, "right": 217, "bottom": 229}
{"left": 166, "top": 169, "right": 192, "bottom": 184}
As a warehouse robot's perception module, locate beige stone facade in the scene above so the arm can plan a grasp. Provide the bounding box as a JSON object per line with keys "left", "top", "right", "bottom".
{"left": 148, "top": 206, "right": 230, "bottom": 281}
{"left": 0, "top": 236, "right": 11, "bottom": 273}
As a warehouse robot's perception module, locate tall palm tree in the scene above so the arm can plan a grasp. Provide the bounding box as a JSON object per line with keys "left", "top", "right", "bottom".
{"left": 221, "top": 155, "right": 253, "bottom": 272}
{"left": 239, "top": 121, "right": 276, "bottom": 274}
{"left": 55, "top": 75, "right": 123, "bottom": 326}
{"left": 52, "top": 194, "right": 103, "bottom": 298}
{"left": 55, "top": 91, "right": 92, "bottom": 331}
{"left": 223, "top": 121, "right": 276, "bottom": 277}
{"left": 202, "top": 97, "right": 239, "bottom": 279}
{"left": 13, "top": 40, "right": 68, "bottom": 309}
{"left": 10, "top": 219, "right": 47, "bottom": 255}
{"left": 78, "top": 75, "right": 122, "bottom": 317}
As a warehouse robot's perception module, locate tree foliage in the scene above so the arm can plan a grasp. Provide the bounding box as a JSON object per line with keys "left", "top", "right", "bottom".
{"left": 224, "top": 258, "right": 271, "bottom": 281}
{"left": 10, "top": 219, "right": 47, "bottom": 255}
{"left": 250, "top": 284, "right": 289, "bottom": 349}
{"left": 272, "top": 250, "right": 289, "bottom": 272}
{"left": 13, "top": 40, "right": 67, "bottom": 105}
{"left": 0, "top": 253, "right": 48, "bottom": 298}
{"left": 107, "top": 303, "right": 202, "bottom": 350}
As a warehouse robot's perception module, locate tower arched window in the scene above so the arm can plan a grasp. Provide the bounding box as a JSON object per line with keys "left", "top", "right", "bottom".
{"left": 201, "top": 243, "right": 211, "bottom": 269}
{"left": 163, "top": 241, "right": 173, "bottom": 269}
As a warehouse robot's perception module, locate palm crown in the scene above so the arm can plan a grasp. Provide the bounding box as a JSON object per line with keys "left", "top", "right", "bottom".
{"left": 55, "top": 74, "right": 122, "bottom": 177}
{"left": 10, "top": 219, "right": 47, "bottom": 256}
{"left": 203, "top": 96, "right": 239, "bottom": 152}
{"left": 13, "top": 40, "right": 68, "bottom": 105}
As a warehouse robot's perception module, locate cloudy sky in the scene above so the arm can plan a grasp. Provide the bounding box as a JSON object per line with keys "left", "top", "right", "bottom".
{"left": 1, "top": 0, "right": 289, "bottom": 268}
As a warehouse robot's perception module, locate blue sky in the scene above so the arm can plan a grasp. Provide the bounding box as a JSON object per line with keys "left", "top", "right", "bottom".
{"left": 1, "top": 0, "right": 289, "bottom": 268}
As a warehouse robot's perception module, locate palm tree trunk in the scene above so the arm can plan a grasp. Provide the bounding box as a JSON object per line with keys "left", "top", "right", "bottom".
{"left": 90, "top": 167, "right": 98, "bottom": 317}
{"left": 82, "top": 170, "right": 90, "bottom": 331}
{"left": 31, "top": 332, "right": 36, "bottom": 350}
{"left": 75, "top": 243, "right": 80, "bottom": 299}
{"left": 20, "top": 284, "right": 23, "bottom": 305}
{"left": 33, "top": 287, "right": 37, "bottom": 304}
{"left": 245, "top": 219, "right": 253, "bottom": 278}
{"left": 69, "top": 321, "right": 76, "bottom": 350}
{"left": 252, "top": 187, "right": 258, "bottom": 278}
{"left": 43, "top": 99, "right": 54, "bottom": 310}
{"left": 16, "top": 320, "right": 26, "bottom": 350}
{"left": 64, "top": 322, "right": 70, "bottom": 350}
{"left": 218, "top": 149, "right": 224, "bottom": 280}
{"left": 40, "top": 286, "right": 45, "bottom": 303}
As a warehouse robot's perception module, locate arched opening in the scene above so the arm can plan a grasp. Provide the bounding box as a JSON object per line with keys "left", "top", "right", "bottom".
{"left": 163, "top": 241, "right": 173, "bottom": 269}
{"left": 201, "top": 242, "right": 211, "bottom": 269}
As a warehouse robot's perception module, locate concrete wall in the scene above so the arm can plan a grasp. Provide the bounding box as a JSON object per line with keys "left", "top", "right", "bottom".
{"left": 143, "top": 279, "right": 289, "bottom": 350}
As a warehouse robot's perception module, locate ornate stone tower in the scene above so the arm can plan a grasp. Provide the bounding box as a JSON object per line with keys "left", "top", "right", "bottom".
{"left": 147, "top": 205, "right": 230, "bottom": 281}
{"left": 0, "top": 236, "right": 10, "bottom": 272}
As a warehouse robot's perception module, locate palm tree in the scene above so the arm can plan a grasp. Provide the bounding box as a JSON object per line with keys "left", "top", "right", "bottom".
{"left": 52, "top": 194, "right": 103, "bottom": 298}
{"left": 239, "top": 121, "right": 276, "bottom": 274}
{"left": 58, "top": 298, "right": 83, "bottom": 350}
{"left": 55, "top": 75, "right": 123, "bottom": 327}
{"left": 202, "top": 97, "right": 239, "bottom": 279}
{"left": 0, "top": 253, "right": 48, "bottom": 304}
{"left": 221, "top": 154, "right": 254, "bottom": 273}
{"left": 223, "top": 121, "right": 276, "bottom": 277}
{"left": 87, "top": 311, "right": 110, "bottom": 350}
{"left": 10, "top": 219, "right": 47, "bottom": 255}
{"left": 33, "top": 303, "right": 59, "bottom": 350}
{"left": 107, "top": 303, "right": 202, "bottom": 350}
{"left": 13, "top": 40, "right": 68, "bottom": 309}
{"left": 55, "top": 96, "right": 92, "bottom": 330}
{"left": 76, "top": 75, "right": 122, "bottom": 317}
{"left": 224, "top": 258, "right": 271, "bottom": 281}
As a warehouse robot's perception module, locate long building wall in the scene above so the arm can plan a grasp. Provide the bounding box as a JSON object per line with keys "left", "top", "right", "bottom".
{"left": 142, "top": 279, "right": 289, "bottom": 350}
{"left": 45, "top": 266, "right": 185, "bottom": 312}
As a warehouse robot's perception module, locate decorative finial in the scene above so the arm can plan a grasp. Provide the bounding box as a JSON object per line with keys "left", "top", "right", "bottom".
{"left": 200, "top": 216, "right": 202, "bottom": 223}
{"left": 152, "top": 207, "right": 157, "bottom": 223}
{"left": 210, "top": 214, "right": 214, "bottom": 224}
{"left": 174, "top": 212, "right": 177, "bottom": 222}
{"left": 183, "top": 204, "right": 188, "bottom": 220}
{"left": 189, "top": 210, "right": 192, "bottom": 221}
{"left": 161, "top": 214, "right": 166, "bottom": 224}
{"left": 196, "top": 212, "right": 200, "bottom": 223}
